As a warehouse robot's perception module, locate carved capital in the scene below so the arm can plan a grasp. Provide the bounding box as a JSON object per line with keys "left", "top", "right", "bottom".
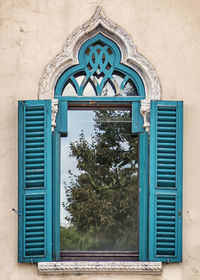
{"left": 140, "top": 99, "right": 151, "bottom": 132}
{"left": 51, "top": 99, "right": 58, "bottom": 131}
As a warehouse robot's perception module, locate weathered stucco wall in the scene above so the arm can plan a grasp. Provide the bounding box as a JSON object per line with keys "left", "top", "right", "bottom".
{"left": 0, "top": 0, "right": 200, "bottom": 279}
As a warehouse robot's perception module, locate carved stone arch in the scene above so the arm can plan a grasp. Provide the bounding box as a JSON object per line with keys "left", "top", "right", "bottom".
{"left": 39, "top": 6, "right": 161, "bottom": 130}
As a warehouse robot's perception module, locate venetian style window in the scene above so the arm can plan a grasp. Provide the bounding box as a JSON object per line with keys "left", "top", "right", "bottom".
{"left": 56, "top": 33, "right": 144, "bottom": 260}
{"left": 18, "top": 8, "right": 183, "bottom": 269}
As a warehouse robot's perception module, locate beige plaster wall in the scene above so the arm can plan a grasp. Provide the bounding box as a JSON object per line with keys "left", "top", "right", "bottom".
{"left": 0, "top": 0, "right": 200, "bottom": 279}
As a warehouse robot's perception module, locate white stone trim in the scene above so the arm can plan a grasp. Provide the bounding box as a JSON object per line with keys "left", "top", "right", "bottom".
{"left": 39, "top": 6, "right": 161, "bottom": 130}
{"left": 51, "top": 99, "right": 58, "bottom": 131}
{"left": 38, "top": 261, "right": 162, "bottom": 275}
{"left": 140, "top": 99, "right": 151, "bottom": 132}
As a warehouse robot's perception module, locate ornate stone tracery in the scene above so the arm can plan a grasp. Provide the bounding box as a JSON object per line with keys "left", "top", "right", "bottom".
{"left": 39, "top": 6, "right": 161, "bottom": 130}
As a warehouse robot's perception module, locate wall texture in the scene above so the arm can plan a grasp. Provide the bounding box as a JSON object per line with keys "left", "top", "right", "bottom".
{"left": 0, "top": 0, "right": 200, "bottom": 279}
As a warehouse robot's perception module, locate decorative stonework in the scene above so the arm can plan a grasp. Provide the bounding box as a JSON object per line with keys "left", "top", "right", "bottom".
{"left": 141, "top": 99, "right": 151, "bottom": 132}
{"left": 39, "top": 6, "right": 161, "bottom": 130}
{"left": 38, "top": 261, "right": 162, "bottom": 275}
{"left": 51, "top": 99, "right": 58, "bottom": 131}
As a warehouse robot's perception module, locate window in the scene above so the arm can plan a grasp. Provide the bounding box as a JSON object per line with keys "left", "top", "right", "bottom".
{"left": 60, "top": 107, "right": 140, "bottom": 260}
{"left": 18, "top": 32, "right": 183, "bottom": 264}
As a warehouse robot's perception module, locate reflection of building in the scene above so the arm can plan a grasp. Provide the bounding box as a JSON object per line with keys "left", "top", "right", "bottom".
{"left": 60, "top": 222, "right": 69, "bottom": 228}
{"left": 1, "top": 2, "right": 200, "bottom": 279}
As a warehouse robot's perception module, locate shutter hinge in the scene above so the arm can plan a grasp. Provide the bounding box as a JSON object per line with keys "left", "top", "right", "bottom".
{"left": 178, "top": 209, "right": 182, "bottom": 218}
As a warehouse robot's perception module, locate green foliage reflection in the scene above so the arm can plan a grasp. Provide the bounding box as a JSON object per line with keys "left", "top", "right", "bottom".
{"left": 61, "top": 110, "right": 138, "bottom": 251}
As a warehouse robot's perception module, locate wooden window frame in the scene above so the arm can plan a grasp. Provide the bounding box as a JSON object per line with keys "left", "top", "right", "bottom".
{"left": 52, "top": 99, "right": 149, "bottom": 262}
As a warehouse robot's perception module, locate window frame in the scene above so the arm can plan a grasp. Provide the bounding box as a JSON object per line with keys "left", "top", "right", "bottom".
{"left": 52, "top": 98, "right": 148, "bottom": 261}
{"left": 52, "top": 32, "right": 147, "bottom": 260}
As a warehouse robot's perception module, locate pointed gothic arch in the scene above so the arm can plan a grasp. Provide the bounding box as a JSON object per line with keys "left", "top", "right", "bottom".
{"left": 39, "top": 6, "right": 161, "bottom": 130}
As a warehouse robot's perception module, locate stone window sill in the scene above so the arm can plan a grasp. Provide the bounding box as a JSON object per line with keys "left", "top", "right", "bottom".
{"left": 38, "top": 261, "right": 162, "bottom": 275}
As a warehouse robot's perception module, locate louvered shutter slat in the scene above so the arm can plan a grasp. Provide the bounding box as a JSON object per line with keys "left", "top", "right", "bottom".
{"left": 18, "top": 100, "right": 52, "bottom": 263}
{"left": 149, "top": 100, "right": 183, "bottom": 262}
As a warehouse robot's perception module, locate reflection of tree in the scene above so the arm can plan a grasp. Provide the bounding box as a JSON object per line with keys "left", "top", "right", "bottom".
{"left": 62, "top": 110, "right": 138, "bottom": 251}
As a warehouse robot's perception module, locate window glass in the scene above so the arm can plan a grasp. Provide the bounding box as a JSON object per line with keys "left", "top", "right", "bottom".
{"left": 60, "top": 109, "right": 139, "bottom": 251}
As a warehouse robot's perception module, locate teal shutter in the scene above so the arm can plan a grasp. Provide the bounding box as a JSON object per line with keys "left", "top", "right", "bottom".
{"left": 149, "top": 100, "right": 183, "bottom": 262}
{"left": 18, "top": 100, "right": 52, "bottom": 263}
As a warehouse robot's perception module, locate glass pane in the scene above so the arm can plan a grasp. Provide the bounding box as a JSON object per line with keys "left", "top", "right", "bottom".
{"left": 62, "top": 80, "right": 77, "bottom": 96}
{"left": 82, "top": 81, "right": 96, "bottom": 96}
{"left": 123, "top": 80, "right": 138, "bottom": 96}
{"left": 60, "top": 109, "right": 139, "bottom": 251}
{"left": 102, "top": 80, "right": 115, "bottom": 96}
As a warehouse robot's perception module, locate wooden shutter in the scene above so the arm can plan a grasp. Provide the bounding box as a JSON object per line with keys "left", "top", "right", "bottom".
{"left": 149, "top": 100, "right": 183, "bottom": 262}
{"left": 18, "top": 100, "right": 52, "bottom": 262}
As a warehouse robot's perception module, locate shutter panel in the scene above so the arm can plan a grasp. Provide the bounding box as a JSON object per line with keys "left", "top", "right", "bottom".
{"left": 18, "top": 100, "right": 52, "bottom": 262}
{"left": 149, "top": 100, "right": 183, "bottom": 262}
